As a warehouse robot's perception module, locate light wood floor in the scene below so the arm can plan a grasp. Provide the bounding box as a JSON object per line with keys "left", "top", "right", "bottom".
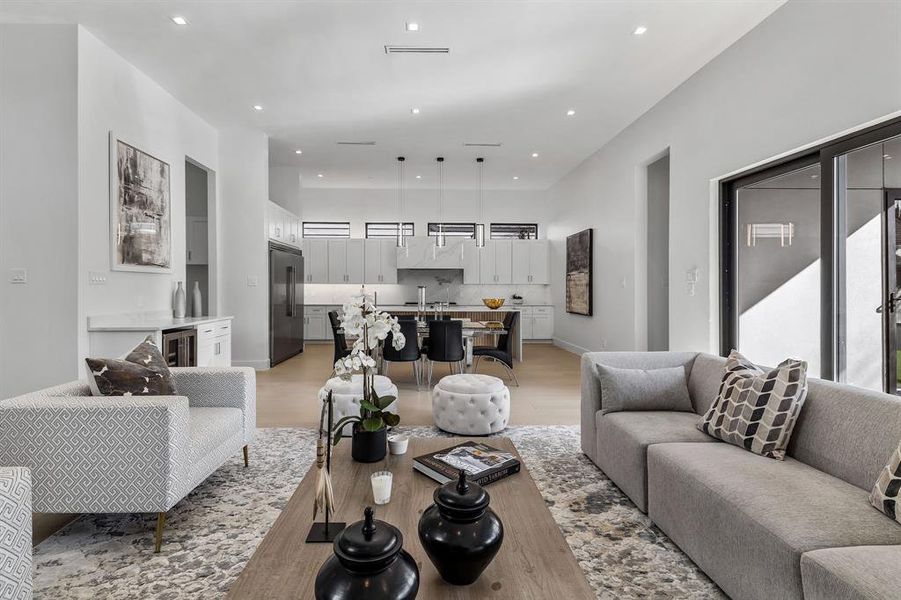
{"left": 257, "top": 342, "right": 582, "bottom": 427}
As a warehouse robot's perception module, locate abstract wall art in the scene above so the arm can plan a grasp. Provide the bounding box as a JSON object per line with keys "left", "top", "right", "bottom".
{"left": 566, "top": 228, "right": 593, "bottom": 316}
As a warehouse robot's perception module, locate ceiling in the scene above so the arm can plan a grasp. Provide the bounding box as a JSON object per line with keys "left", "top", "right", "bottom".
{"left": 0, "top": 1, "right": 783, "bottom": 190}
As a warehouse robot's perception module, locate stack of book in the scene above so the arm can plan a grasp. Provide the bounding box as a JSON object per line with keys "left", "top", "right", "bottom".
{"left": 413, "top": 441, "right": 521, "bottom": 486}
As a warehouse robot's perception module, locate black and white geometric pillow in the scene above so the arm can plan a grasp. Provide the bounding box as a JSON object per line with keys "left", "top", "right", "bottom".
{"left": 85, "top": 335, "right": 176, "bottom": 396}
{"left": 697, "top": 350, "right": 808, "bottom": 460}
{"left": 870, "top": 442, "right": 901, "bottom": 523}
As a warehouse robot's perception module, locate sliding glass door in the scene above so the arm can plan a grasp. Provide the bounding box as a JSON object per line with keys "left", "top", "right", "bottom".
{"left": 721, "top": 118, "right": 901, "bottom": 393}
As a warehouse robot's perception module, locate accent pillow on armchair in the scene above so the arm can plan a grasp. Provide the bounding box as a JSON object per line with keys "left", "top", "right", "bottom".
{"left": 870, "top": 441, "right": 901, "bottom": 523}
{"left": 84, "top": 335, "right": 176, "bottom": 396}
{"left": 697, "top": 350, "right": 808, "bottom": 460}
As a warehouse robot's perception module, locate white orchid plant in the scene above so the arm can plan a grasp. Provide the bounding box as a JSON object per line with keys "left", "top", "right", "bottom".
{"left": 329, "top": 292, "right": 406, "bottom": 440}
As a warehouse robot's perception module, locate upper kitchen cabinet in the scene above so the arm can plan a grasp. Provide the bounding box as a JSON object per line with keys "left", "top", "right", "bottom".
{"left": 267, "top": 201, "right": 302, "bottom": 248}
{"left": 480, "top": 240, "right": 512, "bottom": 284}
{"left": 328, "top": 239, "right": 364, "bottom": 284}
{"left": 512, "top": 240, "right": 549, "bottom": 284}
{"left": 364, "top": 239, "right": 398, "bottom": 284}
{"left": 302, "top": 239, "right": 329, "bottom": 283}
{"left": 461, "top": 239, "right": 480, "bottom": 284}
{"left": 186, "top": 216, "right": 208, "bottom": 265}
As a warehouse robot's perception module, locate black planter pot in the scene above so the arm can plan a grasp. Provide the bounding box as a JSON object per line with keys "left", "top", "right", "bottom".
{"left": 315, "top": 507, "right": 419, "bottom": 600}
{"left": 418, "top": 470, "right": 504, "bottom": 585}
{"left": 351, "top": 426, "right": 387, "bottom": 463}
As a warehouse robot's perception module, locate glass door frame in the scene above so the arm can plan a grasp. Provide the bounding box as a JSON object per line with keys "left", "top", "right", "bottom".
{"left": 720, "top": 115, "right": 901, "bottom": 386}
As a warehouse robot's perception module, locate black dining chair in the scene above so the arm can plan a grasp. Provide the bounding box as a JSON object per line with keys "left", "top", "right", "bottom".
{"left": 328, "top": 311, "right": 351, "bottom": 370}
{"left": 472, "top": 311, "right": 519, "bottom": 386}
{"left": 382, "top": 319, "right": 422, "bottom": 387}
{"left": 426, "top": 320, "right": 465, "bottom": 388}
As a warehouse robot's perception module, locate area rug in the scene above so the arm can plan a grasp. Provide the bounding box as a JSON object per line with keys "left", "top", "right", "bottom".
{"left": 33, "top": 426, "right": 724, "bottom": 599}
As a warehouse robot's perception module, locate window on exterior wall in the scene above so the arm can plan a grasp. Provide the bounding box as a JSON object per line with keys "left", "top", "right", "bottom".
{"left": 302, "top": 222, "right": 350, "bottom": 238}
{"left": 427, "top": 222, "right": 475, "bottom": 238}
{"left": 490, "top": 223, "right": 539, "bottom": 240}
{"left": 365, "top": 222, "right": 414, "bottom": 239}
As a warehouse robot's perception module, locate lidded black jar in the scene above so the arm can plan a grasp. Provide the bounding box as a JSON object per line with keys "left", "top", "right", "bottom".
{"left": 315, "top": 506, "right": 419, "bottom": 599}
{"left": 417, "top": 469, "right": 504, "bottom": 585}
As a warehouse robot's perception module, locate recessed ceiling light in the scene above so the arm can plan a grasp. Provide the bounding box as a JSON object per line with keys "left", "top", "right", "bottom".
{"left": 252, "top": 105, "right": 263, "bottom": 111}
{"left": 171, "top": 16, "right": 188, "bottom": 25}
{"left": 810, "top": 174, "right": 819, "bottom": 179}
{"left": 566, "top": 109, "right": 576, "bottom": 116}
{"left": 531, "top": 152, "right": 539, "bottom": 158}
{"left": 512, "top": 176, "right": 519, "bottom": 180}
{"left": 633, "top": 26, "right": 647, "bottom": 35}
{"left": 405, "top": 22, "right": 420, "bottom": 32}
{"left": 415, "top": 175, "right": 422, "bottom": 179}
{"left": 295, "top": 150, "right": 303, "bottom": 155}
{"left": 411, "top": 107, "right": 420, "bottom": 114}
{"left": 317, "top": 173, "right": 324, "bottom": 178}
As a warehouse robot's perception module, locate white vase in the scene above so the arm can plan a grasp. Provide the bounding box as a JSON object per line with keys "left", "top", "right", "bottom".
{"left": 174, "top": 281, "right": 186, "bottom": 318}
{"left": 192, "top": 281, "right": 203, "bottom": 317}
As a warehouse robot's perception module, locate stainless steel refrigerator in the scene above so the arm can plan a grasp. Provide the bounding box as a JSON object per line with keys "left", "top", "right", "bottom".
{"left": 269, "top": 243, "right": 304, "bottom": 366}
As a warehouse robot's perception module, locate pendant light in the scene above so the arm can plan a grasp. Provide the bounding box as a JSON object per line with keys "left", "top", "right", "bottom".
{"left": 435, "top": 157, "right": 446, "bottom": 248}
{"left": 475, "top": 157, "right": 486, "bottom": 247}
{"left": 396, "top": 156, "right": 406, "bottom": 248}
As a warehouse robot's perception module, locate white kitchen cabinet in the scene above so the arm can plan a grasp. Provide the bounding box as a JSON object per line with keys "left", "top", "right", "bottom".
{"left": 303, "top": 239, "right": 329, "bottom": 283}
{"left": 267, "top": 202, "right": 285, "bottom": 242}
{"left": 518, "top": 306, "right": 553, "bottom": 340}
{"left": 304, "top": 306, "right": 328, "bottom": 340}
{"left": 364, "top": 239, "right": 398, "bottom": 284}
{"left": 196, "top": 319, "right": 232, "bottom": 367}
{"left": 328, "top": 239, "right": 364, "bottom": 284}
{"left": 462, "top": 240, "right": 480, "bottom": 284}
{"left": 530, "top": 240, "right": 549, "bottom": 284}
{"left": 288, "top": 215, "right": 301, "bottom": 247}
{"left": 480, "top": 240, "right": 512, "bottom": 284}
{"left": 512, "top": 240, "right": 549, "bottom": 284}
{"left": 186, "top": 216, "right": 208, "bottom": 265}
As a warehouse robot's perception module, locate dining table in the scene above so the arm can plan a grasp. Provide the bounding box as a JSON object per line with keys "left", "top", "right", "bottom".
{"left": 413, "top": 318, "right": 508, "bottom": 369}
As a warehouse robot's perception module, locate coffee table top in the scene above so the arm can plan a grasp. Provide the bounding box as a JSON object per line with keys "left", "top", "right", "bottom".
{"left": 227, "top": 437, "right": 594, "bottom": 599}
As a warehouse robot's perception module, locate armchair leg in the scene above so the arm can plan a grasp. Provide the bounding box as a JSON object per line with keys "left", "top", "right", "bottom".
{"left": 243, "top": 445, "right": 249, "bottom": 467}
{"left": 154, "top": 512, "right": 166, "bottom": 553}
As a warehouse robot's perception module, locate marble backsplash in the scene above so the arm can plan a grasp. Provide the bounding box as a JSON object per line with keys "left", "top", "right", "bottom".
{"left": 302, "top": 269, "right": 552, "bottom": 305}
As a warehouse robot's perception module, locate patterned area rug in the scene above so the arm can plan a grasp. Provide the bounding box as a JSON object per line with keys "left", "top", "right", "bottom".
{"left": 33, "top": 426, "right": 724, "bottom": 599}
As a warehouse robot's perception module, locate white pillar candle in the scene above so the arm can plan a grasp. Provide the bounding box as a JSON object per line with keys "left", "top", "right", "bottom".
{"left": 370, "top": 471, "right": 393, "bottom": 505}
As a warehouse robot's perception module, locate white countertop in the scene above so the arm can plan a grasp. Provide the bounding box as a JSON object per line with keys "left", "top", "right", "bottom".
{"left": 87, "top": 313, "right": 234, "bottom": 332}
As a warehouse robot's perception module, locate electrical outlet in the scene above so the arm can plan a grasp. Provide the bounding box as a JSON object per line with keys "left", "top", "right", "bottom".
{"left": 9, "top": 268, "right": 26, "bottom": 284}
{"left": 601, "top": 338, "right": 608, "bottom": 349}
{"left": 247, "top": 276, "right": 259, "bottom": 287}
{"left": 88, "top": 271, "right": 108, "bottom": 285}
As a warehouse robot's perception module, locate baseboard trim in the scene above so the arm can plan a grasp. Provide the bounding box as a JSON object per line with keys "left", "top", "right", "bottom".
{"left": 553, "top": 338, "right": 592, "bottom": 356}
{"left": 232, "top": 359, "right": 271, "bottom": 370}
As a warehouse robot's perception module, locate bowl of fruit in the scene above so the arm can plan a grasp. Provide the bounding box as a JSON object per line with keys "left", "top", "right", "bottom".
{"left": 482, "top": 298, "right": 505, "bottom": 310}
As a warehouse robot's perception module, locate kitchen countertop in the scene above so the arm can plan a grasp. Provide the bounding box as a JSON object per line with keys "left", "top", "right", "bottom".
{"left": 87, "top": 313, "right": 234, "bottom": 332}
{"left": 305, "top": 303, "right": 551, "bottom": 311}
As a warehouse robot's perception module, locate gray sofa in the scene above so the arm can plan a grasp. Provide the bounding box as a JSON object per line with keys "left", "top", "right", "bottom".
{"left": 581, "top": 351, "right": 901, "bottom": 600}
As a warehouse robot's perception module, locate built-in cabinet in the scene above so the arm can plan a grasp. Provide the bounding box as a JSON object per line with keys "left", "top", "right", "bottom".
{"left": 479, "top": 240, "right": 513, "bottom": 284}
{"left": 518, "top": 306, "right": 554, "bottom": 340}
{"left": 186, "top": 217, "right": 209, "bottom": 265}
{"left": 511, "top": 240, "right": 549, "bottom": 284}
{"left": 302, "top": 239, "right": 329, "bottom": 283}
{"left": 364, "top": 239, "right": 398, "bottom": 284}
{"left": 196, "top": 319, "right": 232, "bottom": 367}
{"left": 328, "top": 239, "right": 364, "bottom": 284}
{"left": 267, "top": 201, "right": 301, "bottom": 247}
{"left": 304, "top": 305, "right": 327, "bottom": 340}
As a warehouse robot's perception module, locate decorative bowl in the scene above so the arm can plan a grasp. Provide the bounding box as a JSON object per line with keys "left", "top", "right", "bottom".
{"left": 482, "top": 298, "right": 505, "bottom": 310}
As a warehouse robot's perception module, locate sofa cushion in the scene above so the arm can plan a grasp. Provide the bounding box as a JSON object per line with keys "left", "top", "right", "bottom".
{"left": 189, "top": 407, "right": 243, "bottom": 462}
{"left": 647, "top": 443, "right": 901, "bottom": 600}
{"left": 686, "top": 353, "right": 726, "bottom": 414}
{"left": 801, "top": 545, "right": 901, "bottom": 600}
{"left": 698, "top": 350, "right": 808, "bottom": 460}
{"left": 870, "top": 440, "right": 901, "bottom": 522}
{"left": 595, "top": 364, "right": 692, "bottom": 415}
{"left": 788, "top": 377, "right": 901, "bottom": 491}
{"left": 595, "top": 411, "right": 717, "bottom": 512}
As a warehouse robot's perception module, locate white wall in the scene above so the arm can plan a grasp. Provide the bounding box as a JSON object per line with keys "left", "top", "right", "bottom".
{"left": 219, "top": 128, "right": 270, "bottom": 369}
{"left": 298, "top": 187, "right": 551, "bottom": 239}
{"left": 548, "top": 0, "right": 901, "bottom": 356}
{"left": 76, "top": 27, "right": 219, "bottom": 361}
{"left": 0, "top": 25, "right": 79, "bottom": 397}
{"left": 269, "top": 165, "right": 302, "bottom": 215}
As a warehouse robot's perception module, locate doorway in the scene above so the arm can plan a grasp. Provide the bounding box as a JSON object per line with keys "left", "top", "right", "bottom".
{"left": 185, "top": 159, "right": 214, "bottom": 317}
{"left": 646, "top": 154, "right": 670, "bottom": 351}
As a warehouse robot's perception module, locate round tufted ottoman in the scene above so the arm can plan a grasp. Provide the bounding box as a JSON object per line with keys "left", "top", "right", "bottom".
{"left": 320, "top": 375, "right": 399, "bottom": 436}
{"left": 432, "top": 374, "right": 510, "bottom": 435}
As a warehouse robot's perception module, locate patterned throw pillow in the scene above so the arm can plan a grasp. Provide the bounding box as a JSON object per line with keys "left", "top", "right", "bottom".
{"left": 870, "top": 442, "right": 901, "bottom": 522}
{"left": 85, "top": 335, "right": 176, "bottom": 396}
{"left": 697, "top": 350, "right": 808, "bottom": 460}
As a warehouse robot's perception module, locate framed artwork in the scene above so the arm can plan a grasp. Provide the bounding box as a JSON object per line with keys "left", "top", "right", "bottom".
{"left": 566, "top": 228, "right": 593, "bottom": 316}
{"left": 110, "top": 132, "right": 171, "bottom": 272}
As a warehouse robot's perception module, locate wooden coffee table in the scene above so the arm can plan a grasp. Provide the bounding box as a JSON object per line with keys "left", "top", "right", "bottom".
{"left": 227, "top": 437, "right": 594, "bottom": 599}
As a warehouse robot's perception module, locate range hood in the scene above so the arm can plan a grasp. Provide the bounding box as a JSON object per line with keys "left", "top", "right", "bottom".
{"left": 396, "top": 238, "right": 466, "bottom": 270}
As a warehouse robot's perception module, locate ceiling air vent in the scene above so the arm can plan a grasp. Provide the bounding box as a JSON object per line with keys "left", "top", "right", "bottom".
{"left": 384, "top": 45, "right": 450, "bottom": 54}
{"left": 336, "top": 141, "right": 376, "bottom": 146}
{"left": 463, "top": 142, "right": 503, "bottom": 147}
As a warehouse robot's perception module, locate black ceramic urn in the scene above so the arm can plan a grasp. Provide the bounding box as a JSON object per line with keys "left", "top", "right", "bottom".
{"left": 315, "top": 507, "right": 419, "bottom": 600}
{"left": 417, "top": 469, "right": 504, "bottom": 585}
